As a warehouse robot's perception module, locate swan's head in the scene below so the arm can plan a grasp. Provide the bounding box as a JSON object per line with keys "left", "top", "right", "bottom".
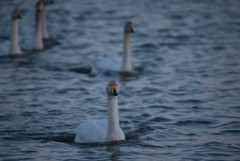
{"left": 42, "top": 0, "right": 54, "bottom": 5}
{"left": 124, "top": 22, "right": 134, "bottom": 33}
{"left": 106, "top": 80, "right": 120, "bottom": 97}
{"left": 36, "top": 1, "right": 44, "bottom": 13}
{"left": 11, "top": 9, "right": 21, "bottom": 20}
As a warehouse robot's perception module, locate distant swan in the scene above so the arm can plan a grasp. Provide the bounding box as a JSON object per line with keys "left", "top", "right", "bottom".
{"left": 0, "top": 9, "right": 22, "bottom": 56}
{"left": 9, "top": 9, "right": 23, "bottom": 55}
{"left": 34, "top": 1, "right": 44, "bottom": 50}
{"left": 92, "top": 22, "right": 134, "bottom": 73}
{"left": 75, "top": 80, "right": 125, "bottom": 143}
{"left": 41, "top": 0, "right": 54, "bottom": 39}
{"left": 0, "top": 1, "right": 51, "bottom": 56}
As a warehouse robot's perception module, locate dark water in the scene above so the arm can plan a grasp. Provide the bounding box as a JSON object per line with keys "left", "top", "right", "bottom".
{"left": 0, "top": 0, "right": 240, "bottom": 160}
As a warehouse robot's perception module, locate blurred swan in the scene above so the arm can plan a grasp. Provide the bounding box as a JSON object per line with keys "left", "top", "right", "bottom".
{"left": 34, "top": 1, "right": 44, "bottom": 50}
{"left": 9, "top": 9, "right": 23, "bottom": 55}
{"left": 42, "top": 0, "right": 54, "bottom": 39}
{"left": 20, "top": 1, "right": 44, "bottom": 50}
{"left": 92, "top": 22, "right": 134, "bottom": 73}
{"left": 75, "top": 80, "right": 125, "bottom": 143}
{"left": 0, "top": 9, "right": 22, "bottom": 56}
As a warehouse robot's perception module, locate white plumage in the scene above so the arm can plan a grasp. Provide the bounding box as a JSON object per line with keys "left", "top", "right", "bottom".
{"left": 92, "top": 22, "right": 134, "bottom": 73}
{"left": 75, "top": 119, "right": 125, "bottom": 143}
{"left": 75, "top": 80, "right": 125, "bottom": 143}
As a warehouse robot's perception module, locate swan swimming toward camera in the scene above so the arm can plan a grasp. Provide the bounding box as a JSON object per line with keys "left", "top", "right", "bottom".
{"left": 92, "top": 22, "right": 135, "bottom": 73}
{"left": 75, "top": 80, "right": 125, "bottom": 143}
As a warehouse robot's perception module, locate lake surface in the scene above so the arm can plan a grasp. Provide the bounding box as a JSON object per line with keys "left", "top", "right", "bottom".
{"left": 0, "top": 0, "right": 240, "bottom": 160}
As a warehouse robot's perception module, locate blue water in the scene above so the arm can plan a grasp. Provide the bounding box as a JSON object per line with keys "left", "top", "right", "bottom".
{"left": 0, "top": 0, "right": 240, "bottom": 160}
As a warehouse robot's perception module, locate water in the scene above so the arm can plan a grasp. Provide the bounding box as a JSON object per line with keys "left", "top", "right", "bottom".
{"left": 0, "top": 0, "right": 240, "bottom": 160}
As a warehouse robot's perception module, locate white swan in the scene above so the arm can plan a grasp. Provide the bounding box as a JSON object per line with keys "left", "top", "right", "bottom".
{"left": 9, "top": 9, "right": 23, "bottom": 55}
{"left": 75, "top": 80, "right": 125, "bottom": 143}
{"left": 92, "top": 22, "right": 134, "bottom": 73}
{"left": 41, "top": 0, "right": 54, "bottom": 39}
{"left": 34, "top": 1, "right": 44, "bottom": 50}
{"left": 0, "top": 9, "right": 22, "bottom": 56}
{"left": 122, "top": 21, "right": 134, "bottom": 72}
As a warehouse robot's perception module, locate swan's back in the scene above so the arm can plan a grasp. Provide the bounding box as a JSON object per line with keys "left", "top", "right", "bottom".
{"left": 74, "top": 119, "right": 125, "bottom": 143}
{"left": 75, "top": 119, "right": 108, "bottom": 143}
{"left": 92, "top": 57, "right": 121, "bottom": 73}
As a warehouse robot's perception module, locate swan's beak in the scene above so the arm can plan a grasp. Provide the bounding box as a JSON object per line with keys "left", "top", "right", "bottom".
{"left": 111, "top": 86, "right": 118, "bottom": 96}
{"left": 37, "top": 2, "right": 44, "bottom": 12}
{"left": 16, "top": 12, "right": 21, "bottom": 19}
{"left": 130, "top": 26, "right": 134, "bottom": 33}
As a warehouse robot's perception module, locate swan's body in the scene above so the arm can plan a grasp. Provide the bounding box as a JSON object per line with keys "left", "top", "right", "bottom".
{"left": 75, "top": 119, "right": 125, "bottom": 143}
{"left": 75, "top": 80, "right": 125, "bottom": 143}
{"left": 93, "top": 22, "right": 134, "bottom": 73}
{"left": 8, "top": 9, "right": 22, "bottom": 55}
{"left": 92, "top": 57, "right": 121, "bottom": 73}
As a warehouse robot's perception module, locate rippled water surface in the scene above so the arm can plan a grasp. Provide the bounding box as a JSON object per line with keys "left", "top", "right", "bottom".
{"left": 0, "top": 0, "right": 240, "bottom": 160}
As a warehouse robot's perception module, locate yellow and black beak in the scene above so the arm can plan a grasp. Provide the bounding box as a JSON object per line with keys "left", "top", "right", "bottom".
{"left": 130, "top": 25, "right": 134, "bottom": 33}
{"left": 16, "top": 11, "right": 21, "bottom": 19}
{"left": 37, "top": 2, "right": 44, "bottom": 12}
{"left": 111, "top": 86, "right": 118, "bottom": 96}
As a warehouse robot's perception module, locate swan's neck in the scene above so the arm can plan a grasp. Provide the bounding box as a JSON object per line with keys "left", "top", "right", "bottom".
{"left": 34, "top": 12, "right": 43, "bottom": 50}
{"left": 121, "top": 32, "right": 132, "bottom": 72}
{"left": 10, "top": 19, "right": 22, "bottom": 55}
{"left": 42, "top": 5, "right": 49, "bottom": 39}
{"left": 106, "top": 95, "right": 121, "bottom": 142}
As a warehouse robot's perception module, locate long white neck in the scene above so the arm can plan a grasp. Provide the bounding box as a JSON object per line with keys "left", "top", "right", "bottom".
{"left": 9, "top": 19, "right": 22, "bottom": 55}
{"left": 42, "top": 5, "right": 49, "bottom": 39}
{"left": 121, "top": 32, "right": 132, "bottom": 72}
{"left": 106, "top": 95, "right": 121, "bottom": 142}
{"left": 34, "top": 12, "right": 43, "bottom": 50}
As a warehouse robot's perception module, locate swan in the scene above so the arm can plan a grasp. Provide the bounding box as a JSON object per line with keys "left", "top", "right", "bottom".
{"left": 41, "top": 0, "right": 54, "bottom": 39}
{"left": 34, "top": 1, "right": 44, "bottom": 50}
{"left": 92, "top": 22, "right": 134, "bottom": 73}
{"left": 19, "top": 1, "right": 44, "bottom": 50}
{"left": 9, "top": 9, "right": 23, "bottom": 55}
{"left": 75, "top": 80, "right": 125, "bottom": 143}
{"left": 122, "top": 21, "right": 134, "bottom": 72}
{"left": 0, "top": 9, "right": 22, "bottom": 56}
